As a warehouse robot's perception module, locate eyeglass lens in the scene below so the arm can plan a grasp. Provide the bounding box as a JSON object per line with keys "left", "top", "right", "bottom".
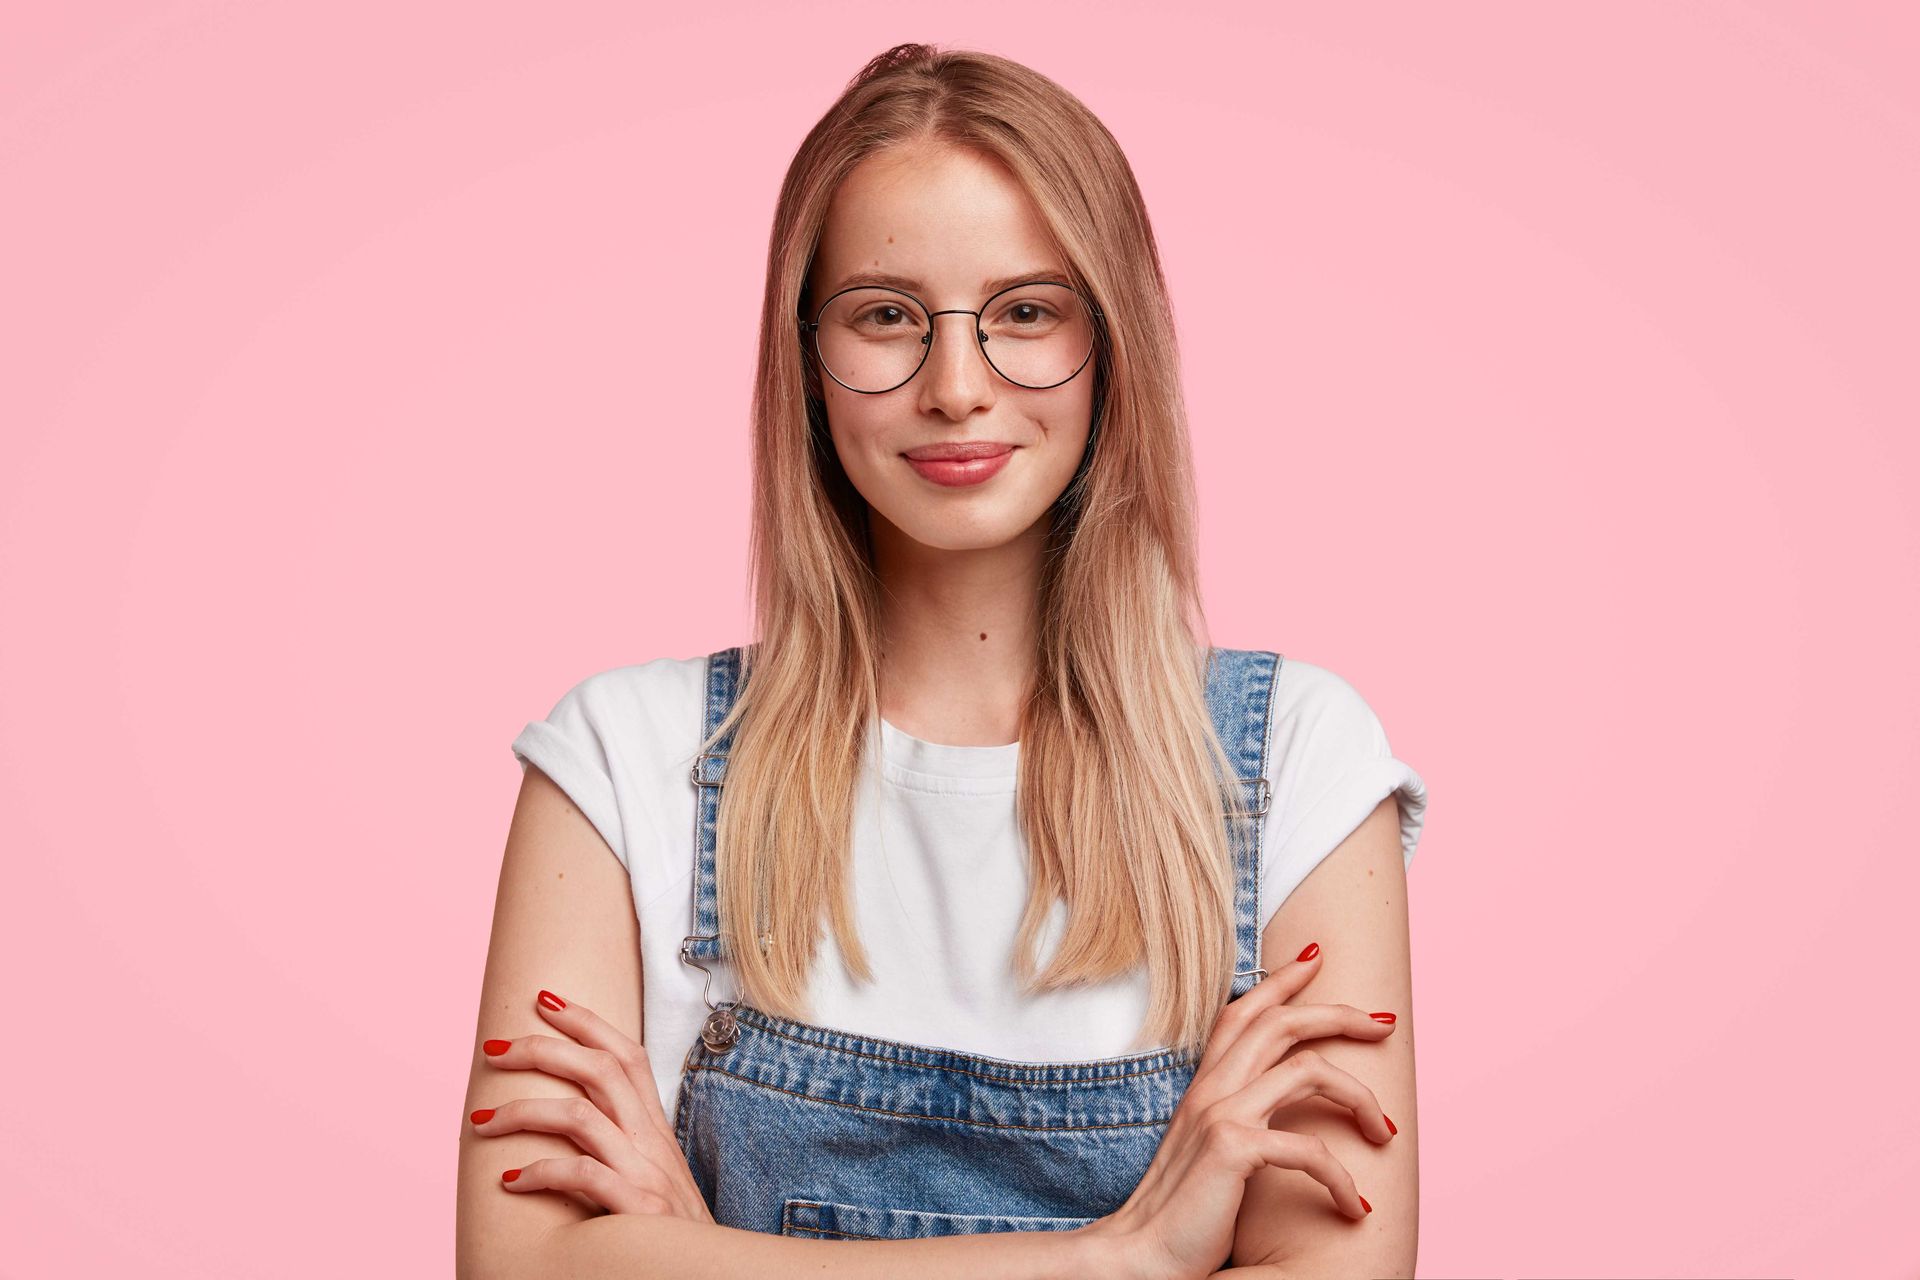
{"left": 812, "top": 283, "right": 1095, "bottom": 393}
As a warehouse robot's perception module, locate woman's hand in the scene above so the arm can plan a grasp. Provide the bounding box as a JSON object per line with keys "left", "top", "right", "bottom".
{"left": 1080, "top": 943, "right": 1398, "bottom": 1280}
{"left": 472, "top": 989, "right": 714, "bottom": 1222}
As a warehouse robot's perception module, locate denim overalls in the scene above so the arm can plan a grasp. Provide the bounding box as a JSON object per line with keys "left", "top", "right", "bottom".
{"left": 672, "top": 644, "right": 1281, "bottom": 1239}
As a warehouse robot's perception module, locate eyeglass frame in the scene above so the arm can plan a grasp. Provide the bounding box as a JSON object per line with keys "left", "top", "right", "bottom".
{"left": 797, "top": 279, "right": 1108, "bottom": 395}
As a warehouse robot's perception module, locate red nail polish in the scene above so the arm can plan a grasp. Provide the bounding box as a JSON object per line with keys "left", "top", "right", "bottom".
{"left": 1359, "top": 1195, "right": 1371, "bottom": 1214}
{"left": 1384, "top": 1114, "right": 1397, "bottom": 1135}
{"left": 483, "top": 1039, "right": 511, "bottom": 1056}
{"left": 1370, "top": 1012, "right": 1395, "bottom": 1024}
{"left": 502, "top": 1169, "right": 521, "bottom": 1183}
{"left": 471, "top": 1109, "right": 495, "bottom": 1125}
{"left": 538, "top": 990, "right": 566, "bottom": 1011}
{"left": 1296, "top": 942, "right": 1320, "bottom": 962}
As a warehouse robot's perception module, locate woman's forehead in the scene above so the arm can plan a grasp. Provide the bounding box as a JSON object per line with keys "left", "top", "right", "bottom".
{"left": 813, "top": 150, "right": 1063, "bottom": 294}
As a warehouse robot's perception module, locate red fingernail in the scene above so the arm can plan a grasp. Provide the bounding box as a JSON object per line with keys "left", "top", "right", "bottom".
{"left": 502, "top": 1169, "right": 521, "bottom": 1183}
{"left": 1296, "top": 942, "right": 1320, "bottom": 962}
{"left": 471, "top": 1109, "right": 495, "bottom": 1125}
{"left": 538, "top": 989, "right": 566, "bottom": 1011}
{"left": 1370, "top": 1012, "right": 1396, "bottom": 1024}
{"left": 483, "top": 1039, "right": 511, "bottom": 1056}
{"left": 1359, "top": 1195, "right": 1372, "bottom": 1214}
{"left": 1384, "top": 1114, "right": 1397, "bottom": 1135}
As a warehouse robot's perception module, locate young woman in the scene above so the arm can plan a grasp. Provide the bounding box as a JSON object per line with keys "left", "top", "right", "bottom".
{"left": 457, "top": 43, "right": 1428, "bottom": 1279}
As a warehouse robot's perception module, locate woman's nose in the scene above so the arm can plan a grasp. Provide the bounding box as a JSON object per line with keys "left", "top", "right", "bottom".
{"left": 918, "top": 312, "right": 995, "bottom": 402}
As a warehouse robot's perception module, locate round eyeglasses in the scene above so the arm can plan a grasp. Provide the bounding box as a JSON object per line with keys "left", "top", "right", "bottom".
{"left": 799, "top": 281, "right": 1104, "bottom": 395}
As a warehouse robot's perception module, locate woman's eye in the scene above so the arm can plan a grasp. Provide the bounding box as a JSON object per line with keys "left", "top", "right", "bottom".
{"left": 1001, "top": 303, "right": 1056, "bottom": 326}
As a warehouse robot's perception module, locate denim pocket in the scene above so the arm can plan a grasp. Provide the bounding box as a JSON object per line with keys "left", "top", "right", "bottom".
{"left": 780, "top": 1198, "right": 1097, "bottom": 1239}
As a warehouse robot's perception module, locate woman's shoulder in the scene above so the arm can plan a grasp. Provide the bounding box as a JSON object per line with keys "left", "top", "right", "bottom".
{"left": 522, "top": 644, "right": 729, "bottom": 775}
{"left": 510, "top": 650, "right": 730, "bottom": 874}
{"left": 1209, "top": 647, "right": 1387, "bottom": 741}
{"left": 542, "top": 651, "right": 713, "bottom": 728}
{"left": 1271, "top": 654, "right": 1385, "bottom": 737}
{"left": 1263, "top": 651, "right": 1428, "bottom": 873}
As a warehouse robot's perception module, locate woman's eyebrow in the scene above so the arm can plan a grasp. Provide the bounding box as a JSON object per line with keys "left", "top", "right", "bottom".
{"left": 829, "top": 268, "right": 1073, "bottom": 297}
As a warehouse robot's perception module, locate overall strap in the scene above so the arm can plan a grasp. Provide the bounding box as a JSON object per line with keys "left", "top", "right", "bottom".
{"left": 681, "top": 645, "right": 749, "bottom": 965}
{"left": 1203, "top": 646, "right": 1283, "bottom": 999}
{"left": 680, "top": 644, "right": 1282, "bottom": 998}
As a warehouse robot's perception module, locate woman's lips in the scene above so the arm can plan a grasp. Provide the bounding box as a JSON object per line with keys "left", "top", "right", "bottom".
{"left": 902, "top": 446, "right": 1015, "bottom": 487}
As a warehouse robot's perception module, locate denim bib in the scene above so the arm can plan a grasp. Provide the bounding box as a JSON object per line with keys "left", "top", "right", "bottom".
{"left": 672, "top": 644, "right": 1281, "bottom": 1238}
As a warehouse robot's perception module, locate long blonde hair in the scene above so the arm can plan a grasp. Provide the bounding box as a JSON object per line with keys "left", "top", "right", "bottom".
{"left": 704, "top": 42, "right": 1251, "bottom": 1055}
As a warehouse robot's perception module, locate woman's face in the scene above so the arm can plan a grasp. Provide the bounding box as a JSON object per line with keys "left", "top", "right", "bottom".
{"left": 805, "top": 144, "right": 1095, "bottom": 554}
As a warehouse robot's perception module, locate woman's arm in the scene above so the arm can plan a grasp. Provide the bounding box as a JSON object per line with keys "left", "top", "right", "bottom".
{"left": 457, "top": 764, "right": 652, "bottom": 1275}
{"left": 530, "top": 802, "right": 1423, "bottom": 1280}
{"left": 457, "top": 767, "right": 1129, "bottom": 1280}
{"left": 537, "top": 1214, "right": 1117, "bottom": 1278}
{"left": 1229, "top": 796, "right": 1421, "bottom": 1275}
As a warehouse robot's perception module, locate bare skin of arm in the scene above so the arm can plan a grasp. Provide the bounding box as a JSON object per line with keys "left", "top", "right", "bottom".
{"left": 455, "top": 765, "right": 1120, "bottom": 1280}
{"left": 455, "top": 765, "right": 648, "bottom": 1271}
{"left": 539, "top": 1213, "right": 1106, "bottom": 1278}
{"left": 1227, "top": 795, "right": 1421, "bottom": 1275}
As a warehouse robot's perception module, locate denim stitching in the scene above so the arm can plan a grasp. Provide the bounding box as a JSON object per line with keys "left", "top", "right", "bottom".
{"left": 729, "top": 1009, "right": 1195, "bottom": 1082}
{"left": 685, "top": 1062, "right": 1178, "bottom": 1131}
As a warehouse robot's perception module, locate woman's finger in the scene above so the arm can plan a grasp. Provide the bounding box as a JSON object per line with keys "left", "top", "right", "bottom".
{"left": 532, "top": 990, "right": 675, "bottom": 1143}
{"left": 500, "top": 1154, "right": 671, "bottom": 1217}
{"left": 1227, "top": 1122, "right": 1371, "bottom": 1219}
{"left": 1222, "top": 1046, "right": 1397, "bottom": 1144}
{"left": 1207, "top": 1000, "right": 1397, "bottom": 1098}
{"left": 472, "top": 1096, "right": 644, "bottom": 1175}
{"left": 474, "top": 1097, "right": 707, "bottom": 1217}
{"left": 1192, "top": 941, "right": 1323, "bottom": 1077}
{"left": 482, "top": 1033, "right": 648, "bottom": 1137}
{"left": 478, "top": 1031, "right": 714, "bottom": 1222}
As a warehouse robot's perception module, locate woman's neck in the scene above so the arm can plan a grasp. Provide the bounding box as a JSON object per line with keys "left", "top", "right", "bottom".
{"left": 870, "top": 518, "right": 1045, "bottom": 748}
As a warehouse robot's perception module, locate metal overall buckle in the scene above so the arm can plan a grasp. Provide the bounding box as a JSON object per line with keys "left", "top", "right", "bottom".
{"left": 679, "top": 937, "right": 740, "bottom": 1053}
{"left": 679, "top": 932, "right": 773, "bottom": 1054}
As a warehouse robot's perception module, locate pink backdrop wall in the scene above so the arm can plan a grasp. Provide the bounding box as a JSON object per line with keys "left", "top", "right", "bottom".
{"left": 4, "top": 4, "right": 1914, "bottom": 1276}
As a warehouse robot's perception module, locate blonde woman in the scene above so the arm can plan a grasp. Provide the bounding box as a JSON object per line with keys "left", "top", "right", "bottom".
{"left": 457, "top": 43, "right": 1428, "bottom": 1279}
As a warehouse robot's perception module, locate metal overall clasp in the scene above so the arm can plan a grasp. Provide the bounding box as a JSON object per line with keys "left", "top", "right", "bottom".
{"left": 678, "top": 937, "right": 740, "bottom": 1053}
{"left": 678, "top": 932, "right": 773, "bottom": 1054}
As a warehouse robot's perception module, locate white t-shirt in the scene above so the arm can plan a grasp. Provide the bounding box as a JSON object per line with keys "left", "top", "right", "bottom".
{"left": 511, "top": 651, "right": 1428, "bottom": 1121}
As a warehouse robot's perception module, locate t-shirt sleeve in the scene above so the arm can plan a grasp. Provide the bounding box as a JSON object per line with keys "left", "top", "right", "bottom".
{"left": 1259, "top": 660, "right": 1429, "bottom": 926}
{"left": 511, "top": 673, "right": 629, "bottom": 871}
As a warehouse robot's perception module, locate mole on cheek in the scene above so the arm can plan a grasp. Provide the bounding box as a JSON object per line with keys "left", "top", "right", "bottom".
{"left": 979, "top": 632, "right": 987, "bottom": 641}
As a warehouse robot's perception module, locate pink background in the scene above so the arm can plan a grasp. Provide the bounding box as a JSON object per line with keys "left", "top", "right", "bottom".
{"left": 4, "top": 5, "right": 1915, "bottom": 1277}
